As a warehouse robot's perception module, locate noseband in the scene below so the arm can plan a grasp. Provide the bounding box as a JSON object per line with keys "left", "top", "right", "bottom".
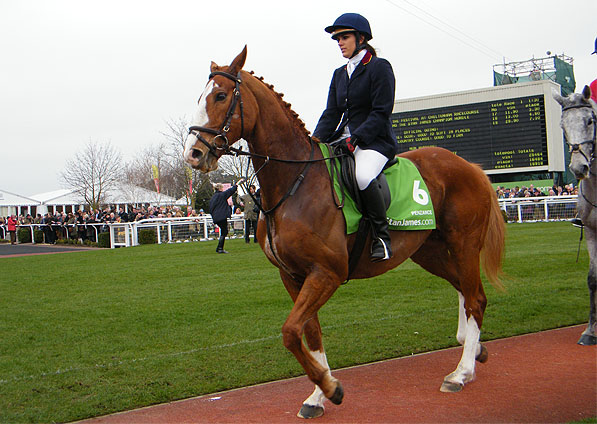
{"left": 188, "top": 71, "right": 244, "bottom": 158}
{"left": 562, "top": 103, "right": 596, "bottom": 166}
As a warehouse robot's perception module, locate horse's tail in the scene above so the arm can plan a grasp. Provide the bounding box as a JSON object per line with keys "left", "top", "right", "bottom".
{"left": 480, "top": 171, "right": 505, "bottom": 290}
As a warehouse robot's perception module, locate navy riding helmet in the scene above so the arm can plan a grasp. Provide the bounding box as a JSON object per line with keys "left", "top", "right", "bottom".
{"left": 325, "top": 13, "right": 372, "bottom": 41}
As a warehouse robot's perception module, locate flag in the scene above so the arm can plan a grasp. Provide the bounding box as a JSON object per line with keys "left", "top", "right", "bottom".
{"left": 151, "top": 165, "right": 160, "bottom": 194}
{"left": 186, "top": 167, "right": 193, "bottom": 197}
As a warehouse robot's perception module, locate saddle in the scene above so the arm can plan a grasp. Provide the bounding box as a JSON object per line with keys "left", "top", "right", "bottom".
{"left": 328, "top": 138, "right": 395, "bottom": 213}
{"left": 328, "top": 139, "right": 396, "bottom": 281}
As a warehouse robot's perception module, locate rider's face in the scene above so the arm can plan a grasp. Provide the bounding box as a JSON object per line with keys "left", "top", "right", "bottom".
{"left": 337, "top": 33, "right": 357, "bottom": 58}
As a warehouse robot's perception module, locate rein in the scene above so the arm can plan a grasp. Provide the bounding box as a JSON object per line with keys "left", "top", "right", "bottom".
{"left": 187, "top": 70, "right": 348, "bottom": 283}
{"left": 187, "top": 70, "right": 347, "bottom": 214}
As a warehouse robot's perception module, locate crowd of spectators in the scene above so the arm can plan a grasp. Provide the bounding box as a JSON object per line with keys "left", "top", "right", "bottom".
{"left": 0, "top": 205, "right": 214, "bottom": 243}
{"left": 495, "top": 184, "right": 578, "bottom": 199}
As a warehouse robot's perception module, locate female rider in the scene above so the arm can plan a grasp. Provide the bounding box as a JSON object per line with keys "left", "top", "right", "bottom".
{"left": 313, "top": 13, "right": 398, "bottom": 262}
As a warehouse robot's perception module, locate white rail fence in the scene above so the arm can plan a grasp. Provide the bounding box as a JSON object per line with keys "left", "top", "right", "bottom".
{"left": 498, "top": 195, "right": 578, "bottom": 223}
{"left": 109, "top": 216, "right": 247, "bottom": 248}
{"left": 0, "top": 215, "right": 248, "bottom": 247}
{"left": 1, "top": 197, "right": 579, "bottom": 247}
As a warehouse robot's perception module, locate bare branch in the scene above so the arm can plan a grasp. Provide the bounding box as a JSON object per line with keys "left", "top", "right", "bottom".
{"left": 60, "top": 140, "right": 123, "bottom": 209}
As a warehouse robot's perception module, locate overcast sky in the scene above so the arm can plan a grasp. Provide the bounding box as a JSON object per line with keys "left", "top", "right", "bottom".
{"left": 1, "top": 0, "right": 595, "bottom": 196}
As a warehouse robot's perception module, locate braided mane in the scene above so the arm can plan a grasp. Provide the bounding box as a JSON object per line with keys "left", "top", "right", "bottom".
{"left": 246, "top": 70, "right": 312, "bottom": 140}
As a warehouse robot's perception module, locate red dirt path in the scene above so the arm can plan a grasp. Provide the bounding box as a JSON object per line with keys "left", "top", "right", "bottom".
{"left": 83, "top": 325, "right": 596, "bottom": 423}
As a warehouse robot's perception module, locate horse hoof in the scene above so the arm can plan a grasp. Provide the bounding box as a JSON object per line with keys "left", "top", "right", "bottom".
{"left": 297, "top": 404, "right": 324, "bottom": 419}
{"left": 476, "top": 344, "right": 489, "bottom": 363}
{"left": 440, "top": 381, "right": 463, "bottom": 393}
{"left": 329, "top": 382, "right": 344, "bottom": 405}
{"left": 578, "top": 334, "right": 597, "bottom": 346}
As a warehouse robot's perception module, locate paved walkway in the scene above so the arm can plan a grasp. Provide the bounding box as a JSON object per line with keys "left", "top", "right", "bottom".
{"left": 82, "top": 325, "right": 596, "bottom": 423}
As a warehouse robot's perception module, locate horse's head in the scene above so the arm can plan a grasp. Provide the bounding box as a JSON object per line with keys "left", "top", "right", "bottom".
{"left": 553, "top": 85, "right": 596, "bottom": 180}
{"left": 184, "top": 46, "right": 256, "bottom": 172}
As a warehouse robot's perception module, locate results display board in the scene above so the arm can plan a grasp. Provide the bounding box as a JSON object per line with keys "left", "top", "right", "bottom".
{"left": 391, "top": 95, "right": 548, "bottom": 172}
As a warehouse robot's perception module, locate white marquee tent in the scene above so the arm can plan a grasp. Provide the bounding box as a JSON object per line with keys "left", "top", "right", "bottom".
{"left": 0, "top": 184, "right": 179, "bottom": 217}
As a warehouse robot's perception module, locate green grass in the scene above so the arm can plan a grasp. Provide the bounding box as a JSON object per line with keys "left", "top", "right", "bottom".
{"left": 0, "top": 222, "right": 590, "bottom": 423}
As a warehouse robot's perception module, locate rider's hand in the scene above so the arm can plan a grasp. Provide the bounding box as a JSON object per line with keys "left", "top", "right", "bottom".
{"left": 346, "top": 137, "right": 357, "bottom": 153}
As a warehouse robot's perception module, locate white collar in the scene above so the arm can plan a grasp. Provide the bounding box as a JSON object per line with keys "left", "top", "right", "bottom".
{"left": 346, "top": 49, "right": 367, "bottom": 77}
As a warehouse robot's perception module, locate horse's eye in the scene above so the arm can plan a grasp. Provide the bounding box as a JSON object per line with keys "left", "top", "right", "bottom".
{"left": 215, "top": 92, "right": 227, "bottom": 102}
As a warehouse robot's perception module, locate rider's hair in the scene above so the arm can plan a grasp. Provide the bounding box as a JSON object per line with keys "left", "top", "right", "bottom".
{"left": 354, "top": 32, "right": 377, "bottom": 57}
{"left": 362, "top": 41, "right": 377, "bottom": 57}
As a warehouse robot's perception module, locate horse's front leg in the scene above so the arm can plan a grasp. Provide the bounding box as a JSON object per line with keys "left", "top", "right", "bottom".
{"left": 297, "top": 316, "right": 332, "bottom": 419}
{"left": 579, "top": 230, "right": 597, "bottom": 345}
{"left": 279, "top": 269, "right": 343, "bottom": 415}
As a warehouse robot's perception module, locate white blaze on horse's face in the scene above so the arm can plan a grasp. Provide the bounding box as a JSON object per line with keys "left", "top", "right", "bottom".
{"left": 183, "top": 80, "right": 219, "bottom": 166}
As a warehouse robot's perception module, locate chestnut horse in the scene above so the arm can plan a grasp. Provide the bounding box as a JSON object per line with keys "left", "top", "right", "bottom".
{"left": 184, "top": 47, "right": 505, "bottom": 419}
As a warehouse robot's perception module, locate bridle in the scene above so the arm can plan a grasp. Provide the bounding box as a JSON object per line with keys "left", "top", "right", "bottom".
{"left": 187, "top": 70, "right": 342, "bottom": 166}
{"left": 188, "top": 70, "right": 244, "bottom": 158}
{"left": 562, "top": 103, "right": 596, "bottom": 167}
{"left": 562, "top": 103, "right": 597, "bottom": 210}
{"left": 186, "top": 69, "right": 347, "bottom": 283}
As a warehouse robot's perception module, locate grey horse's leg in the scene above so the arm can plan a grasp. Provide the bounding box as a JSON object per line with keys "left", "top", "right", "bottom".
{"left": 578, "top": 229, "right": 597, "bottom": 345}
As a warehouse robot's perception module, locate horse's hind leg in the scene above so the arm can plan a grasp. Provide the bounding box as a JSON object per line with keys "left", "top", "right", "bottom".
{"left": 441, "top": 279, "right": 487, "bottom": 392}
{"left": 579, "top": 229, "right": 597, "bottom": 345}
{"left": 412, "top": 239, "right": 487, "bottom": 392}
{"left": 456, "top": 291, "right": 488, "bottom": 363}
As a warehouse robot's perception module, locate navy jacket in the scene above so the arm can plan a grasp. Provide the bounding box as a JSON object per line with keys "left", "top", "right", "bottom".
{"left": 313, "top": 51, "right": 398, "bottom": 159}
{"left": 209, "top": 185, "right": 238, "bottom": 223}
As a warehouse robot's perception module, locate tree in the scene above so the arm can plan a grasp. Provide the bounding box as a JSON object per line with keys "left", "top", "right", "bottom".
{"left": 60, "top": 140, "right": 122, "bottom": 210}
{"left": 122, "top": 143, "right": 170, "bottom": 193}
{"left": 217, "top": 139, "right": 254, "bottom": 181}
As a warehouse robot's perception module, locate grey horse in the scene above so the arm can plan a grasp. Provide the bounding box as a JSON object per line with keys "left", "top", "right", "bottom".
{"left": 553, "top": 85, "right": 597, "bottom": 345}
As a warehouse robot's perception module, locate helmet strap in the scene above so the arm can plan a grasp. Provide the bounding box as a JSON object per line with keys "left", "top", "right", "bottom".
{"left": 350, "top": 31, "right": 365, "bottom": 58}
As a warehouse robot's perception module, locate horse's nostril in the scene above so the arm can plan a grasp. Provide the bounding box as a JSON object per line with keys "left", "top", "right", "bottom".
{"left": 191, "top": 149, "right": 202, "bottom": 159}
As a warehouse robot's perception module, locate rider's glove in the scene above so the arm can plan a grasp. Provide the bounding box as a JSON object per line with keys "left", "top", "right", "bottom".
{"left": 346, "top": 136, "right": 356, "bottom": 153}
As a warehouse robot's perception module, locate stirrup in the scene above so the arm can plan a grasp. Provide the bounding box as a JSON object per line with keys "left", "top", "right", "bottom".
{"left": 370, "top": 237, "right": 391, "bottom": 262}
{"left": 571, "top": 217, "right": 583, "bottom": 228}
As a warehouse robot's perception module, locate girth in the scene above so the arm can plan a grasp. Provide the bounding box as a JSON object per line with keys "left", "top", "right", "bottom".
{"left": 327, "top": 139, "right": 395, "bottom": 282}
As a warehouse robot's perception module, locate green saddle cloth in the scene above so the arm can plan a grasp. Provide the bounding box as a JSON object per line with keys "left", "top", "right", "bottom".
{"left": 319, "top": 144, "right": 437, "bottom": 234}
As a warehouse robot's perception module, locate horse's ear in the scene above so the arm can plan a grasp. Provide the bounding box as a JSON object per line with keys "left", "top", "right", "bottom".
{"left": 552, "top": 88, "right": 565, "bottom": 106}
{"left": 229, "top": 45, "right": 247, "bottom": 74}
{"left": 582, "top": 85, "right": 591, "bottom": 101}
{"left": 210, "top": 61, "right": 219, "bottom": 73}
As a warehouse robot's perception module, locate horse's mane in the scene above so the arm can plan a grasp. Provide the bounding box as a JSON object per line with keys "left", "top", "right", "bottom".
{"left": 245, "top": 70, "right": 312, "bottom": 140}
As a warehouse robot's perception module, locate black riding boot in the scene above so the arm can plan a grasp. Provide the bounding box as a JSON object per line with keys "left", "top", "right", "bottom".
{"left": 360, "top": 180, "right": 392, "bottom": 262}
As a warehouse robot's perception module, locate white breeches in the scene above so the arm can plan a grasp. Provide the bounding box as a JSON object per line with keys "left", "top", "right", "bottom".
{"left": 354, "top": 146, "right": 388, "bottom": 190}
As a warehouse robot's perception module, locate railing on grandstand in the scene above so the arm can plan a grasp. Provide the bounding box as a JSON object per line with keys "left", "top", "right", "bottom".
{"left": 498, "top": 195, "right": 578, "bottom": 223}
